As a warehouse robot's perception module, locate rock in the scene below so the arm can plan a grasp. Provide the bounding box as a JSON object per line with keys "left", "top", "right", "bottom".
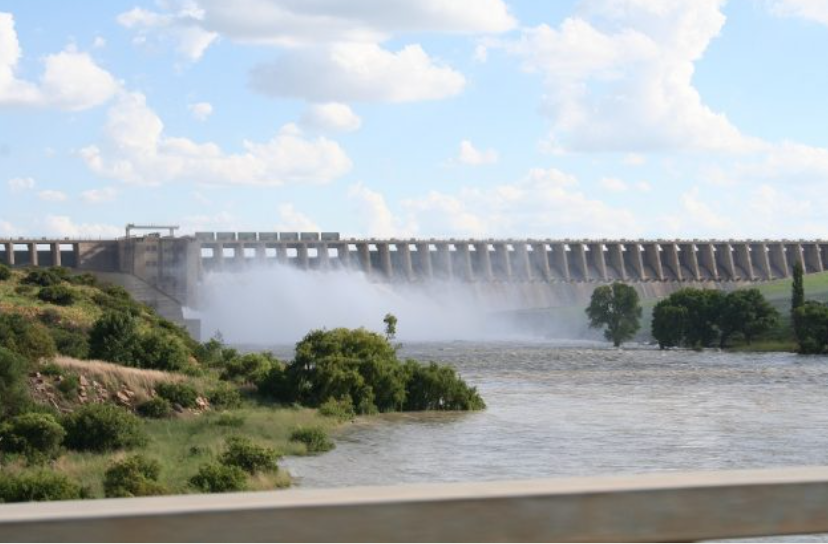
{"left": 115, "top": 391, "right": 131, "bottom": 406}
{"left": 196, "top": 396, "right": 210, "bottom": 410}
{"left": 79, "top": 375, "right": 89, "bottom": 387}
{"left": 173, "top": 403, "right": 184, "bottom": 413}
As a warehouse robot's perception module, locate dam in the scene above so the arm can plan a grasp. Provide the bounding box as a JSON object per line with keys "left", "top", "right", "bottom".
{"left": 2, "top": 231, "right": 826, "bottom": 337}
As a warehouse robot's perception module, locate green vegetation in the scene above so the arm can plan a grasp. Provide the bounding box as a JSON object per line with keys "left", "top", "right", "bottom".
{"left": 0, "top": 413, "right": 66, "bottom": 464}
{"left": 651, "top": 288, "right": 779, "bottom": 349}
{"left": 290, "top": 426, "right": 335, "bottom": 454}
{"left": 585, "top": 282, "right": 642, "bottom": 347}
{"left": 793, "top": 301, "right": 828, "bottom": 354}
{"left": 0, "top": 264, "right": 11, "bottom": 281}
{"left": 62, "top": 404, "right": 147, "bottom": 452}
{"left": 270, "top": 327, "right": 485, "bottom": 413}
{"left": 103, "top": 455, "right": 166, "bottom": 498}
{"left": 0, "top": 266, "right": 485, "bottom": 503}
{"left": 792, "top": 262, "right": 805, "bottom": 313}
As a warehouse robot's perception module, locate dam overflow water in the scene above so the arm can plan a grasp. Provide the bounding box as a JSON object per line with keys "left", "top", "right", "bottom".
{"left": 275, "top": 344, "right": 828, "bottom": 488}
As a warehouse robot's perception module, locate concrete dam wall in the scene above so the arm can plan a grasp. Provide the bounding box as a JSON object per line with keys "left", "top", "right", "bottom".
{"left": 2, "top": 235, "right": 825, "bottom": 321}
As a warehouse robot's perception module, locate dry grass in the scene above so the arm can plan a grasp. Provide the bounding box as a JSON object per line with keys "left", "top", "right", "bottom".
{"left": 53, "top": 356, "right": 186, "bottom": 398}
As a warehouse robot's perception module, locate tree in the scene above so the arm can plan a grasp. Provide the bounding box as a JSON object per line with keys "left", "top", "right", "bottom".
{"left": 718, "top": 289, "right": 779, "bottom": 347}
{"left": 651, "top": 302, "right": 688, "bottom": 349}
{"left": 792, "top": 301, "right": 828, "bottom": 354}
{"left": 88, "top": 311, "right": 140, "bottom": 365}
{"left": 383, "top": 313, "right": 397, "bottom": 341}
{"left": 585, "top": 282, "right": 642, "bottom": 347}
{"left": 792, "top": 261, "right": 805, "bottom": 313}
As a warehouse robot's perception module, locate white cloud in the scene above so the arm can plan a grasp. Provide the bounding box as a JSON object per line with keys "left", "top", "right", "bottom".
{"left": 7, "top": 176, "right": 34, "bottom": 193}
{"left": 180, "top": 211, "right": 238, "bottom": 233}
{"left": 623, "top": 153, "right": 646, "bottom": 166}
{"left": 0, "top": 220, "right": 19, "bottom": 236}
{"left": 80, "top": 92, "right": 352, "bottom": 186}
{"left": 42, "top": 216, "right": 121, "bottom": 238}
{"left": 300, "top": 103, "right": 362, "bottom": 132}
{"left": 770, "top": 0, "right": 828, "bottom": 26}
{"left": 635, "top": 181, "right": 652, "bottom": 192}
{"left": 37, "top": 190, "right": 68, "bottom": 202}
{"left": 81, "top": 186, "right": 117, "bottom": 204}
{"left": 117, "top": 4, "right": 218, "bottom": 61}
{"left": 250, "top": 43, "right": 465, "bottom": 103}
{"left": 275, "top": 204, "right": 319, "bottom": 232}
{"left": 348, "top": 182, "right": 415, "bottom": 237}
{"left": 123, "top": 0, "right": 515, "bottom": 51}
{"left": 93, "top": 36, "right": 106, "bottom": 49}
{"left": 188, "top": 101, "right": 213, "bottom": 121}
{"left": 599, "top": 177, "right": 627, "bottom": 192}
{"left": 457, "top": 140, "right": 498, "bottom": 166}
{"left": 0, "top": 13, "right": 119, "bottom": 111}
{"left": 400, "top": 167, "right": 640, "bottom": 238}
{"left": 503, "top": 1, "right": 760, "bottom": 153}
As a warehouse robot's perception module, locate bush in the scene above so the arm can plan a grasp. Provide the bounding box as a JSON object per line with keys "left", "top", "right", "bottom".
{"left": 219, "top": 436, "right": 279, "bottom": 474}
{"left": 0, "top": 470, "right": 85, "bottom": 502}
{"left": 0, "top": 347, "right": 32, "bottom": 418}
{"left": 62, "top": 404, "right": 147, "bottom": 452}
{"left": 37, "top": 284, "right": 77, "bottom": 306}
{"left": 0, "top": 313, "right": 57, "bottom": 361}
{"left": 56, "top": 373, "right": 80, "bottom": 398}
{"left": 155, "top": 382, "right": 199, "bottom": 409}
{"left": 49, "top": 327, "right": 90, "bottom": 359}
{"left": 0, "top": 264, "right": 11, "bottom": 281}
{"left": 190, "top": 463, "right": 247, "bottom": 493}
{"left": 21, "top": 268, "right": 65, "bottom": 287}
{"left": 0, "top": 413, "right": 66, "bottom": 463}
{"left": 318, "top": 397, "right": 356, "bottom": 421}
{"left": 793, "top": 301, "right": 828, "bottom": 354}
{"left": 206, "top": 383, "right": 243, "bottom": 410}
{"left": 289, "top": 426, "right": 335, "bottom": 454}
{"left": 194, "top": 336, "right": 238, "bottom": 368}
{"left": 88, "top": 311, "right": 140, "bottom": 365}
{"left": 136, "top": 331, "right": 190, "bottom": 372}
{"left": 403, "top": 361, "right": 486, "bottom": 411}
{"left": 66, "top": 273, "right": 98, "bottom": 287}
{"left": 136, "top": 397, "right": 173, "bottom": 419}
{"left": 221, "top": 352, "right": 277, "bottom": 383}
{"left": 92, "top": 286, "right": 142, "bottom": 316}
{"left": 103, "top": 455, "right": 166, "bottom": 498}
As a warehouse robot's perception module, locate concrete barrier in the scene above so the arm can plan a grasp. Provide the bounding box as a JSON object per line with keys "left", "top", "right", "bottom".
{"left": 2, "top": 467, "right": 828, "bottom": 542}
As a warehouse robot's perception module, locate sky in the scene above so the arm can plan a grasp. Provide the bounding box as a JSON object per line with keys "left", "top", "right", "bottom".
{"left": 2, "top": 0, "right": 828, "bottom": 240}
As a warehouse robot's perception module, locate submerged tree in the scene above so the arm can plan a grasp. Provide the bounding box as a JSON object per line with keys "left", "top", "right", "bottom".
{"left": 792, "top": 261, "right": 805, "bottom": 314}
{"left": 718, "top": 289, "right": 779, "bottom": 347}
{"left": 383, "top": 313, "right": 398, "bottom": 341}
{"left": 586, "top": 282, "right": 642, "bottom": 347}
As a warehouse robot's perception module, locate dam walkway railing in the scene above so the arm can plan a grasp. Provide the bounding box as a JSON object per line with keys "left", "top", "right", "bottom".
{"left": 1, "top": 466, "right": 828, "bottom": 542}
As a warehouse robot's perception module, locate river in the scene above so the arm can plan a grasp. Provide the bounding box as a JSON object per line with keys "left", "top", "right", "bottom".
{"left": 274, "top": 342, "right": 828, "bottom": 488}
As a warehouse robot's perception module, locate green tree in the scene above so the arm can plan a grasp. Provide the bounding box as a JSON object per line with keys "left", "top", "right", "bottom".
{"left": 718, "top": 289, "right": 779, "bottom": 347}
{"left": 792, "top": 301, "right": 828, "bottom": 354}
{"left": 585, "top": 282, "right": 642, "bottom": 347}
{"left": 0, "top": 314, "right": 56, "bottom": 361}
{"left": 0, "top": 347, "right": 33, "bottom": 418}
{"left": 383, "top": 313, "right": 398, "bottom": 341}
{"left": 651, "top": 302, "right": 688, "bottom": 349}
{"left": 792, "top": 261, "right": 805, "bottom": 313}
{"left": 88, "top": 311, "right": 140, "bottom": 365}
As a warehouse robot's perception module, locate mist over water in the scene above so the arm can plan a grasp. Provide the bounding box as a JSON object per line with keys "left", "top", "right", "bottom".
{"left": 196, "top": 264, "right": 551, "bottom": 345}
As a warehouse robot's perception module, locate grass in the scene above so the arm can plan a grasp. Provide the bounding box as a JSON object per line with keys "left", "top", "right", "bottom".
{"left": 52, "top": 406, "right": 338, "bottom": 497}
{"left": 53, "top": 357, "right": 188, "bottom": 397}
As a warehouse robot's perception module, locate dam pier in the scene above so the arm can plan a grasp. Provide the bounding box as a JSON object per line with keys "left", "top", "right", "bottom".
{"left": 2, "top": 231, "right": 827, "bottom": 338}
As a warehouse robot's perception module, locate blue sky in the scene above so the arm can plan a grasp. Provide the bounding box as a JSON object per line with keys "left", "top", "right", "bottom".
{"left": 2, "top": 0, "right": 828, "bottom": 240}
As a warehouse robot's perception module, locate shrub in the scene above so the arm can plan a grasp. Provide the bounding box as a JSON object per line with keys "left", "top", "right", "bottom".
{"left": 38, "top": 361, "right": 63, "bottom": 376}
{"left": 38, "top": 308, "right": 63, "bottom": 327}
{"left": 0, "top": 413, "right": 66, "bottom": 463}
{"left": 318, "top": 396, "right": 356, "bottom": 421}
{"left": 136, "top": 397, "right": 173, "bottom": 419}
{"left": 255, "top": 363, "right": 292, "bottom": 402}
{"left": 206, "top": 383, "right": 243, "bottom": 410}
{"left": 0, "top": 470, "right": 85, "bottom": 502}
{"left": 0, "top": 347, "right": 32, "bottom": 418}
{"left": 103, "top": 455, "right": 166, "bottom": 498}
{"left": 289, "top": 426, "right": 334, "bottom": 454}
{"left": 155, "top": 382, "right": 199, "bottom": 409}
{"left": 136, "top": 331, "right": 190, "bottom": 372}
{"left": 0, "top": 264, "right": 11, "bottom": 281}
{"left": 793, "top": 301, "right": 828, "bottom": 354}
{"left": 37, "top": 284, "right": 76, "bottom": 306}
{"left": 21, "top": 268, "right": 65, "bottom": 287}
{"left": 194, "top": 336, "right": 238, "bottom": 368}
{"left": 219, "top": 436, "right": 279, "bottom": 474}
{"left": 66, "top": 273, "right": 98, "bottom": 287}
{"left": 0, "top": 313, "right": 57, "bottom": 361}
{"left": 91, "top": 286, "right": 142, "bottom": 316}
{"left": 189, "top": 463, "right": 247, "bottom": 493}
{"left": 221, "top": 352, "right": 277, "bottom": 383}
{"left": 403, "top": 361, "right": 486, "bottom": 411}
{"left": 88, "top": 311, "right": 140, "bottom": 365}
{"left": 62, "top": 404, "right": 147, "bottom": 452}
{"left": 49, "top": 327, "right": 90, "bottom": 359}
{"left": 56, "top": 373, "right": 80, "bottom": 398}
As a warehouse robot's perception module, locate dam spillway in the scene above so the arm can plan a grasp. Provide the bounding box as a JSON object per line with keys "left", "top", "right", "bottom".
{"left": 192, "top": 234, "right": 825, "bottom": 284}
